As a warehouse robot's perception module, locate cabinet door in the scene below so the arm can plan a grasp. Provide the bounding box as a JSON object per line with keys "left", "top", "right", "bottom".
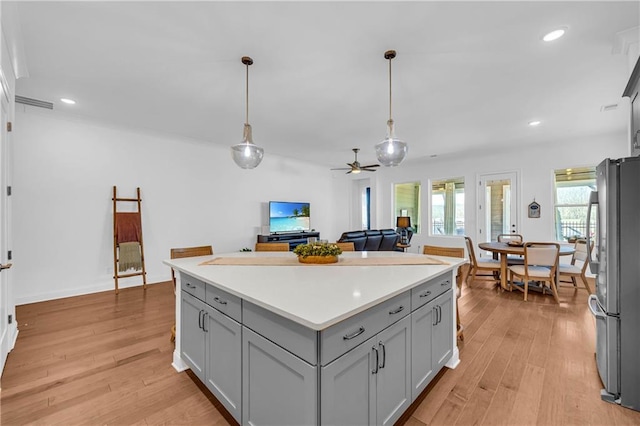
{"left": 243, "top": 327, "right": 317, "bottom": 426}
{"left": 411, "top": 300, "right": 436, "bottom": 400}
{"left": 204, "top": 306, "right": 242, "bottom": 423}
{"left": 321, "top": 335, "right": 377, "bottom": 426}
{"left": 433, "top": 290, "right": 453, "bottom": 370}
{"left": 631, "top": 88, "right": 640, "bottom": 157}
{"left": 181, "top": 292, "right": 206, "bottom": 380}
{"left": 376, "top": 315, "right": 412, "bottom": 426}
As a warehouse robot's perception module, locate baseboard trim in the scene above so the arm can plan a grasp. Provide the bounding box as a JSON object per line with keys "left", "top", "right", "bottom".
{"left": 15, "top": 274, "right": 168, "bottom": 305}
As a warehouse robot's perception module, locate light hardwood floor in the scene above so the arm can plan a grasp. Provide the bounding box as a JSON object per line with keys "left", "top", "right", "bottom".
{"left": 2, "top": 278, "right": 640, "bottom": 425}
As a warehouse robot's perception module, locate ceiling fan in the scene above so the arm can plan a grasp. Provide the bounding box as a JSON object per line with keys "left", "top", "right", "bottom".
{"left": 331, "top": 148, "right": 380, "bottom": 174}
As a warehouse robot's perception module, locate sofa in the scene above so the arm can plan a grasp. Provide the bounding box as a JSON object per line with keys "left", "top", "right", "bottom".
{"left": 337, "top": 229, "right": 400, "bottom": 251}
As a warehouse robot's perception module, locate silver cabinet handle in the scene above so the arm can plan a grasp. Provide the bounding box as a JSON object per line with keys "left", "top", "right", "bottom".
{"left": 433, "top": 307, "right": 438, "bottom": 326}
{"left": 389, "top": 305, "right": 404, "bottom": 315}
{"left": 343, "top": 326, "right": 365, "bottom": 340}
{"left": 213, "top": 296, "right": 227, "bottom": 305}
{"left": 198, "top": 309, "right": 203, "bottom": 329}
{"left": 419, "top": 290, "right": 432, "bottom": 298}
{"left": 372, "top": 346, "right": 379, "bottom": 374}
{"left": 437, "top": 305, "right": 442, "bottom": 325}
{"left": 441, "top": 280, "right": 450, "bottom": 287}
{"left": 379, "top": 341, "right": 386, "bottom": 369}
{"left": 202, "top": 311, "right": 208, "bottom": 332}
{"left": 186, "top": 282, "right": 196, "bottom": 289}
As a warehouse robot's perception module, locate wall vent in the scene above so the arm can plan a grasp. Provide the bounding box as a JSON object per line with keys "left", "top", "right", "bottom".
{"left": 15, "top": 95, "right": 53, "bottom": 110}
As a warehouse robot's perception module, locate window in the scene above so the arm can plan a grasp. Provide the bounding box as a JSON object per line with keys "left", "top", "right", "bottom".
{"left": 554, "top": 167, "right": 596, "bottom": 241}
{"left": 361, "top": 186, "right": 371, "bottom": 230}
{"left": 431, "top": 177, "right": 465, "bottom": 235}
{"left": 394, "top": 182, "right": 421, "bottom": 233}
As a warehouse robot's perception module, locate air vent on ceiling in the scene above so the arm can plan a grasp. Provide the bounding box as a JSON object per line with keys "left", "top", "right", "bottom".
{"left": 15, "top": 95, "right": 53, "bottom": 110}
{"left": 600, "top": 103, "right": 618, "bottom": 112}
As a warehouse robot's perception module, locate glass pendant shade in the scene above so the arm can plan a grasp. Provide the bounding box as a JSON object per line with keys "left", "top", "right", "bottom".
{"left": 375, "top": 119, "right": 407, "bottom": 167}
{"left": 231, "top": 123, "right": 263, "bottom": 169}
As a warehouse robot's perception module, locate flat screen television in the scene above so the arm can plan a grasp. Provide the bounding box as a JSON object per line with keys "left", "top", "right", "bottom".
{"left": 269, "top": 201, "right": 310, "bottom": 233}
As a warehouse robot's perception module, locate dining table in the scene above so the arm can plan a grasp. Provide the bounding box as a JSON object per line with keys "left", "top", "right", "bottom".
{"left": 478, "top": 241, "right": 575, "bottom": 291}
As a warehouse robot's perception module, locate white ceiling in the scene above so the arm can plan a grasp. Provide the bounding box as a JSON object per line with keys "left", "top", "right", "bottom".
{"left": 12, "top": 1, "right": 640, "bottom": 169}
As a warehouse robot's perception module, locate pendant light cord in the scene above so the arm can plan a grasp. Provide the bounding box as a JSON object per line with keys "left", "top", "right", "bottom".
{"left": 388, "top": 56, "right": 392, "bottom": 122}
{"left": 245, "top": 61, "right": 249, "bottom": 125}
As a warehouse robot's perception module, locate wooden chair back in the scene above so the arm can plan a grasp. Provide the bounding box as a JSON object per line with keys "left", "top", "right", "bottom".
{"left": 572, "top": 238, "right": 593, "bottom": 271}
{"left": 335, "top": 242, "right": 355, "bottom": 252}
{"left": 463, "top": 236, "right": 478, "bottom": 268}
{"left": 497, "top": 233, "right": 523, "bottom": 243}
{"left": 422, "top": 244, "right": 467, "bottom": 341}
{"left": 170, "top": 245, "right": 213, "bottom": 288}
{"left": 255, "top": 242, "right": 290, "bottom": 252}
{"left": 423, "top": 245, "right": 464, "bottom": 258}
{"left": 524, "top": 242, "right": 559, "bottom": 275}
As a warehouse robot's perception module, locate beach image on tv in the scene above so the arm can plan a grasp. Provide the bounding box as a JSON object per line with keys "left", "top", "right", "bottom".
{"left": 270, "top": 202, "right": 310, "bottom": 232}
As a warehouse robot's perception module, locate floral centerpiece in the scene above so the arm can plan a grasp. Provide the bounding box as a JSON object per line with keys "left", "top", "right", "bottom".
{"left": 293, "top": 242, "right": 342, "bottom": 264}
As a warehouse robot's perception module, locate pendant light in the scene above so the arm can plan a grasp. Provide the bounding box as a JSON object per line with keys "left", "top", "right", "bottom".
{"left": 375, "top": 50, "right": 408, "bottom": 167}
{"left": 231, "top": 56, "right": 264, "bottom": 169}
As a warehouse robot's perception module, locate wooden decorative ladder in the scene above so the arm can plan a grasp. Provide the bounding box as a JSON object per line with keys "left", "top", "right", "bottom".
{"left": 112, "top": 186, "right": 147, "bottom": 294}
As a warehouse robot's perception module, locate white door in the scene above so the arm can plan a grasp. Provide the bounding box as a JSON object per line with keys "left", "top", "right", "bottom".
{"left": 0, "top": 85, "right": 10, "bottom": 373}
{"left": 477, "top": 172, "right": 519, "bottom": 244}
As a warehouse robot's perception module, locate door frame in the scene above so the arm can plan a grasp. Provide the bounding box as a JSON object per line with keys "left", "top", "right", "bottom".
{"left": 477, "top": 171, "right": 520, "bottom": 248}
{"left": 0, "top": 68, "right": 14, "bottom": 374}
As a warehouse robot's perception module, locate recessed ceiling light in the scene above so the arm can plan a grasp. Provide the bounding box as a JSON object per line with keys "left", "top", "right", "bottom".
{"left": 528, "top": 120, "right": 541, "bottom": 126}
{"left": 543, "top": 28, "right": 566, "bottom": 42}
{"left": 60, "top": 98, "right": 76, "bottom": 105}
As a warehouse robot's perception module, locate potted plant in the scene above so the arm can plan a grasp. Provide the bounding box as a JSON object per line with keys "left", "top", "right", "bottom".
{"left": 293, "top": 242, "right": 342, "bottom": 264}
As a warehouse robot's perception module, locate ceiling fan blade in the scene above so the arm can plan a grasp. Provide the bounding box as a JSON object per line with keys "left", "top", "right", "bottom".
{"left": 331, "top": 167, "right": 351, "bottom": 171}
{"left": 346, "top": 170, "right": 352, "bottom": 174}
{"left": 362, "top": 168, "right": 376, "bottom": 172}
{"left": 361, "top": 164, "right": 380, "bottom": 169}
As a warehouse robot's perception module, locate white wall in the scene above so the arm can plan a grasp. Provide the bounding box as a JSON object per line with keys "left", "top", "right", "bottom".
{"left": 369, "top": 131, "right": 629, "bottom": 254}
{"left": 12, "top": 107, "right": 341, "bottom": 304}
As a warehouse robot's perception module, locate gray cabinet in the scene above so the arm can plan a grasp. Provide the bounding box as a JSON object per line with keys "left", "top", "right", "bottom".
{"left": 181, "top": 287, "right": 242, "bottom": 423}
{"left": 181, "top": 291, "right": 206, "bottom": 379}
{"left": 242, "top": 327, "right": 317, "bottom": 426}
{"left": 204, "top": 305, "right": 242, "bottom": 422}
{"left": 411, "top": 289, "right": 453, "bottom": 400}
{"left": 623, "top": 57, "right": 640, "bottom": 157}
{"left": 321, "top": 315, "right": 412, "bottom": 426}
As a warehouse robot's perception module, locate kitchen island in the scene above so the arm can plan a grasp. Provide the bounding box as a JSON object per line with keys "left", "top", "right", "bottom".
{"left": 165, "top": 251, "right": 464, "bottom": 426}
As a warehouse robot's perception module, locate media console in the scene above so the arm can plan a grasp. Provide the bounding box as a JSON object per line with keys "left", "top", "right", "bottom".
{"left": 257, "top": 231, "right": 320, "bottom": 250}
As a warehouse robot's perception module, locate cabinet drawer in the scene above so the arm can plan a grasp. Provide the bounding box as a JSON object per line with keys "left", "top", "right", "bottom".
{"left": 205, "top": 285, "right": 242, "bottom": 323}
{"left": 181, "top": 273, "right": 206, "bottom": 301}
{"left": 320, "top": 291, "right": 410, "bottom": 366}
{"left": 411, "top": 273, "right": 451, "bottom": 311}
{"left": 243, "top": 301, "right": 318, "bottom": 365}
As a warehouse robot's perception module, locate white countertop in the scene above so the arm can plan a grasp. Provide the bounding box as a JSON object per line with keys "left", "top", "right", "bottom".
{"left": 164, "top": 251, "right": 465, "bottom": 331}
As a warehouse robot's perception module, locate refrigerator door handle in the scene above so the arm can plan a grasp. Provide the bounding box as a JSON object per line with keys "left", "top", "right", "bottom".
{"left": 586, "top": 191, "right": 599, "bottom": 275}
{"left": 588, "top": 294, "right": 606, "bottom": 319}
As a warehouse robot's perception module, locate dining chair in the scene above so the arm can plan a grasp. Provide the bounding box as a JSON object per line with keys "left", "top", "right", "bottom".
{"left": 423, "top": 245, "right": 467, "bottom": 341}
{"left": 497, "top": 233, "right": 523, "bottom": 243}
{"left": 335, "top": 242, "right": 355, "bottom": 252}
{"left": 558, "top": 238, "right": 593, "bottom": 293}
{"left": 464, "top": 236, "right": 501, "bottom": 286}
{"left": 497, "top": 233, "right": 525, "bottom": 265}
{"left": 170, "top": 245, "right": 214, "bottom": 342}
{"left": 508, "top": 242, "right": 560, "bottom": 303}
{"left": 255, "top": 242, "right": 290, "bottom": 252}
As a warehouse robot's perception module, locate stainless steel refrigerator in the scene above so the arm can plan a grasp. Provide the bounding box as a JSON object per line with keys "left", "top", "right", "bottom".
{"left": 587, "top": 156, "right": 640, "bottom": 411}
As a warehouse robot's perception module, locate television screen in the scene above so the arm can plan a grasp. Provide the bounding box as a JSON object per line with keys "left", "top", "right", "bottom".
{"left": 269, "top": 201, "right": 310, "bottom": 233}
